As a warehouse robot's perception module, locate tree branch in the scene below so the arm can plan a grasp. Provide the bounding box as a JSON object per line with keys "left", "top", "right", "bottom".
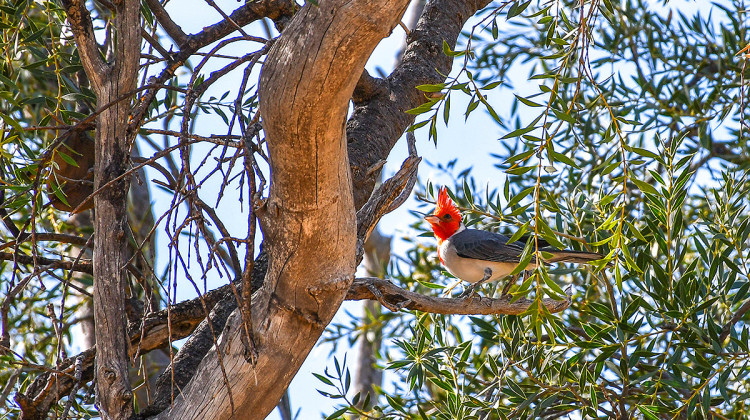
{"left": 129, "top": 0, "right": 297, "bottom": 132}
{"left": 720, "top": 297, "right": 750, "bottom": 342}
{"left": 143, "top": 0, "right": 188, "bottom": 47}
{"left": 347, "top": 0, "right": 492, "bottom": 209}
{"left": 347, "top": 277, "right": 573, "bottom": 315}
{"left": 0, "top": 251, "right": 92, "bottom": 273}
{"left": 356, "top": 131, "right": 420, "bottom": 249}
{"left": 60, "top": 0, "right": 108, "bottom": 89}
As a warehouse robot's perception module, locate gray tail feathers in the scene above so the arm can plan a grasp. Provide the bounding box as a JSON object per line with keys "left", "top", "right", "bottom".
{"left": 541, "top": 249, "right": 604, "bottom": 264}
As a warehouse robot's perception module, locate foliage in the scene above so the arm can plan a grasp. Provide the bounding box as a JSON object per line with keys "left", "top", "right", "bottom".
{"left": 320, "top": 0, "right": 750, "bottom": 418}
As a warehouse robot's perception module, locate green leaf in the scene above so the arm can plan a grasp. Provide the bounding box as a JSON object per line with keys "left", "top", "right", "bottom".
{"left": 56, "top": 150, "right": 80, "bottom": 168}
{"left": 514, "top": 94, "right": 543, "bottom": 107}
{"left": 416, "top": 83, "right": 446, "bottom": 93}
{"left": 631, "top": 178, "right": 660, "bottom": 196}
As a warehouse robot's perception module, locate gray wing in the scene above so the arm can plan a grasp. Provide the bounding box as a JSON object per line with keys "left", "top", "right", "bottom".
{"left": 451, "top": 229, "right": 528, "bottom": 263}
{"left": 452, "top": 229, "right": 603, "bottom": 264}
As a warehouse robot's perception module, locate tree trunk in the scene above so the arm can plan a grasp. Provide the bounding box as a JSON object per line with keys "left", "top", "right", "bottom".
{"left": 64, "top": 0, "right": 143, "bottom": 415}
{"left": 153, "top": 1, "right": 410, "bottom": 419}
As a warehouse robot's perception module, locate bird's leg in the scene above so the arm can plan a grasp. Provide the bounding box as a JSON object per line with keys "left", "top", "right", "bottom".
{"left": 458, "top": 267, "right": 492, "bottom": 299}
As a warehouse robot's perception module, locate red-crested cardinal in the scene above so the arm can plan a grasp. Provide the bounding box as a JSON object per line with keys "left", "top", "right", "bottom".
{"left": 425, "top": 187, "right": 603, "bottom": 297}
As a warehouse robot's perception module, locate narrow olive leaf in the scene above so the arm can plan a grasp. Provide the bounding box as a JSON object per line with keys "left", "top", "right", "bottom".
{"left": 505, "top": 165, "right": 536, "bottom": 175}
{"left": 509, "top": 242, "right": 535, "bottom": 276}
{"left": 443, "top": 94, "right": 451, "bottom": 124}
{"left": 629, "top": 146, "right": 659, "bottom": 160}
{"left": 552, "top": 108, "right": 575, "bottom": 124}
{"left": 507, "top": 0, "right": 532, "bottom": 19}
{"left": 505, "top": 148, "right": 535, "bottom": 164}
{"left": 56, "top": 150, "right": 80, "bottom": 168}
{"left": 506, "top": 221, "right": 530, "bottom": 244}
{"left": 514, "top": 94, "right": 543, "bottom": 107}
{"left": 482, "top": 81, "right": 503, "bottom": 90}
{"left": 50, "top": 182, "right": 71, "bottom": 207}
{"left": 409, "top": 119, "right": 431, "bottom": 130}
{"left": 501, "top": 124, "right": 538, "bottom": 139}
{"left": 416, "top": 83, "right": 446, "bottom": 92}
{"left": 550, "top": 150, "right": 580, "bottom": 169}
{"left": 631, "top": 178, "right": 660, "bottom": 196}
{"left": 506, "top": 185, "right": 534, "bottom": 208}
{"left": 406, "top": 99, "right": 438, "bottom": 115}
{"left": 463, "top": 179, "right": 473, "bottom": 205}
{"left": 541, "top": 269, "right": 566, "bottom": 296}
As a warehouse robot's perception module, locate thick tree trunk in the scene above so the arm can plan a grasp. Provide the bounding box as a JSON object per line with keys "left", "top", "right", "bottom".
{"left": 153, "top": 1, "right": 409, "bottom": 419}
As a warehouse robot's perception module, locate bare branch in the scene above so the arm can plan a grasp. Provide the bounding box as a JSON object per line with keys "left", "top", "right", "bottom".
{"left": 356, "top": 132, "right": 420, "bottom": 245}
{"left": 0, "top": 233, "right": 90, "bottom": 251}
{"left": 0, "top": 251, "right": 92, "bottom": 273}
{"left": 346, "top": 277, "right": 573, "bottom": 315}
{"left": 720, "top": 298, "right": 750, "bottom": 341}
{"left": 143, "top": 0, "right": 188, "bottom": 47}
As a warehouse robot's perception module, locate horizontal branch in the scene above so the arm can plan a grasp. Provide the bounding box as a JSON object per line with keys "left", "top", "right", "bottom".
{"left": 0, "top": 233, "right": 90, "bottom": 251}
{"left": 346, "top": 277, "right": 572, "bottom": 315}
{"left": 0, "top": 251, "right": 92, "bottom": 273}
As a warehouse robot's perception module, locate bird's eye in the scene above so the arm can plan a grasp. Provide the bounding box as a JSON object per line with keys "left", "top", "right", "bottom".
{"left": 443, "top": 214, "right": 452, "bottom": 220}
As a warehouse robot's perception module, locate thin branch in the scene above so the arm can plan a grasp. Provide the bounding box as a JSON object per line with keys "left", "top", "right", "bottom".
{"left": 356, "top": 131, "right": 421, "bottom": 248}
{"left": 143, "top": 0, "right": 188, "bottom": 47}
{"left": 141, "top": 27, "right": 172, "bottom": 59}
{"left": 0, "top": 233, "right": 91, "bottom": 251}
{"left": 720, "top": 298, "right": 750, "bottom": 341}
{"left": 0, "top": 251, "right": 92, "bottom": 273}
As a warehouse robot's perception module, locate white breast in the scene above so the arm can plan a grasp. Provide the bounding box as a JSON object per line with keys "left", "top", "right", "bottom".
{"left": 439, "top": 237, "right": 536, "bottom": 284}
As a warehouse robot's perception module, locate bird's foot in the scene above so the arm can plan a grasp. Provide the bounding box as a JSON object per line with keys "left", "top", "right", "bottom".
{"left": 458, "top": 284, "right": 478, "bottom": 299}
{"left": 457, "top": 268, "right": 493, "bottom": 300}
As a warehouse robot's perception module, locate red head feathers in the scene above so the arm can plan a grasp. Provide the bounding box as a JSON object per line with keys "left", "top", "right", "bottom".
{"left": 424, "top": 187, "right": 462, "bottom": 242}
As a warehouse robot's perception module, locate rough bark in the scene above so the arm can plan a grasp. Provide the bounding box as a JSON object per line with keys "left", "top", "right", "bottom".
{"left": 61, "top": 0, "right": 142, "bottom": 416}
{"left": 347, "top": 277, "right": 573, "bottom": 315}
{"left": 152, "top": 1, "right": 409, "bottom": 419}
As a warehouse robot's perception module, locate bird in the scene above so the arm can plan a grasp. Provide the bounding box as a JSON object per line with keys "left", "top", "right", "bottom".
{"left": 424, "top": 187, "right": 603, "bottom": 297}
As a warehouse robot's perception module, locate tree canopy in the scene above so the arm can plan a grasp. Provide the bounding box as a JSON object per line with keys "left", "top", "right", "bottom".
{"left": 0, "top": 0, "right": 749, "bottom": 419}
